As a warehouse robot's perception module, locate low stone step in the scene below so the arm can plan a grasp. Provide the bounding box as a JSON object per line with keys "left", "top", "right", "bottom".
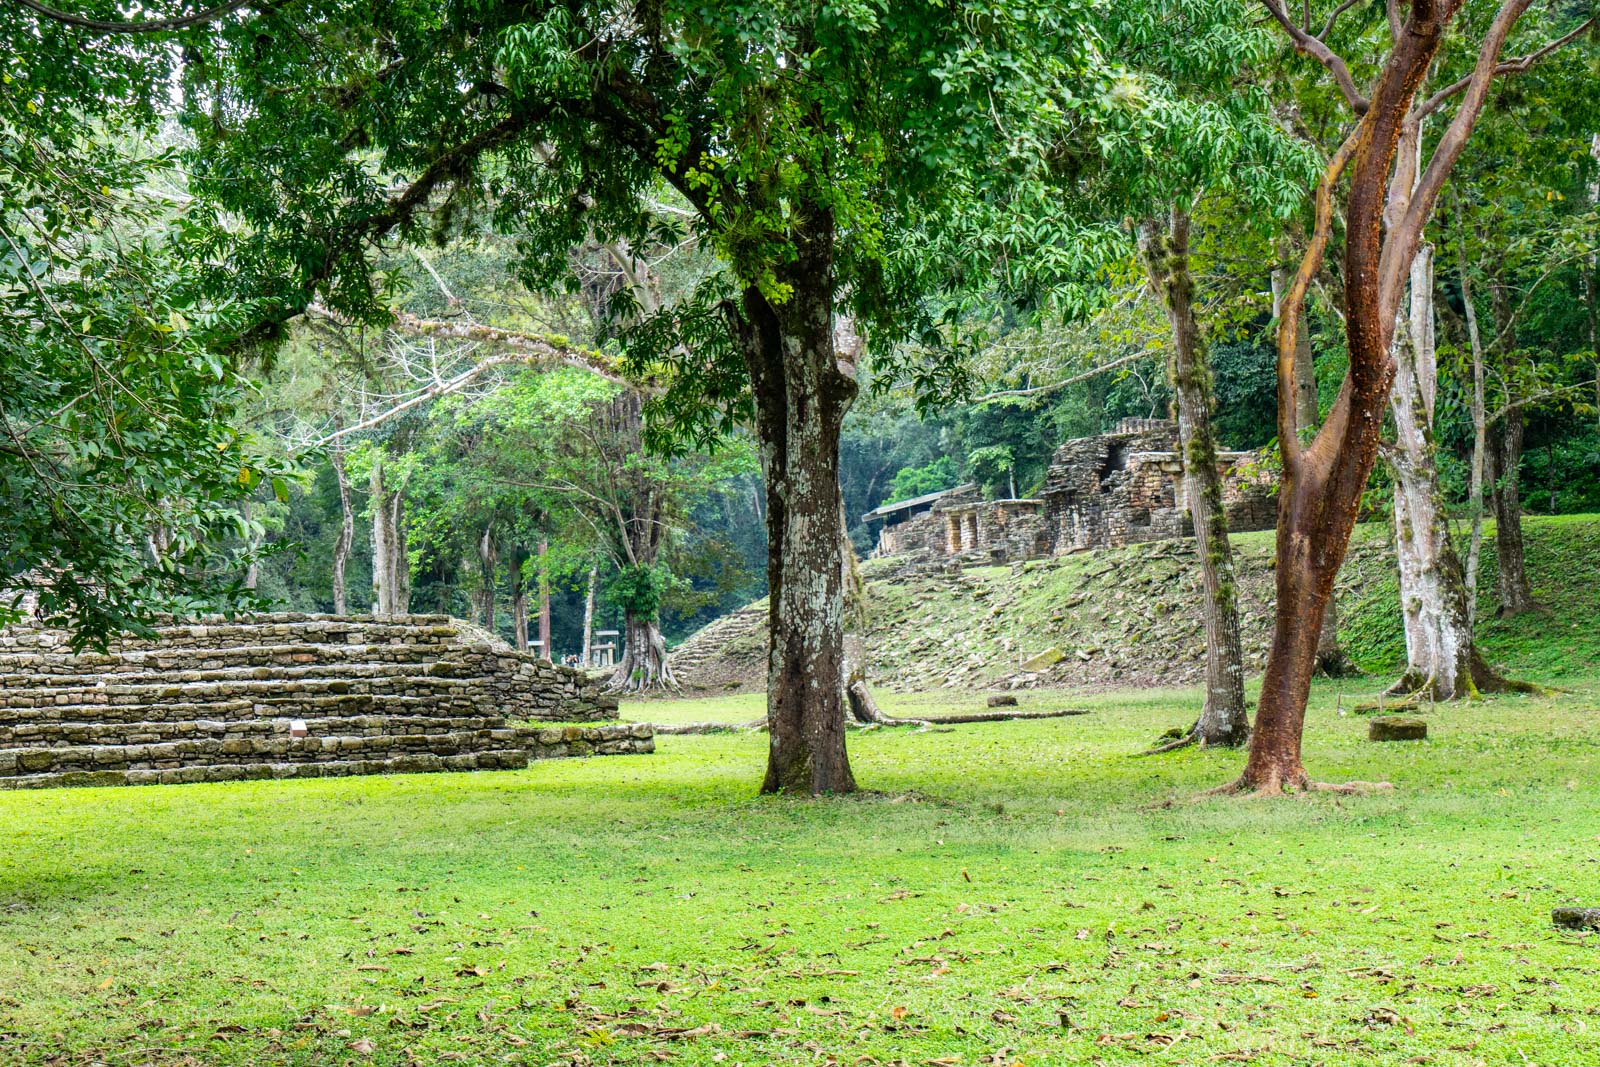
{"left": 0, "top": 722, "right": 654, "bottom": 789}
{"left": 0, "top": 714, "right": 509, "bottom": 748}
{"left": 0, "top": 670, "right": 479, "bottom": 715}
{"left": 0, "top": 730, "right": 521, "bottom": 775}
{"left": 0, "top": 615, "right": 464, "bottom": 654}
{"left": 0, "top": 656, "right": 479, "bottom": 694}
{"left": 0, "top": 752, "right": 529, "bottom": 790}
{"left": 0, "top": 692, "right": 479, "bottom": 727}
{"left": 0, "top": 641, "right": 462, "bottom": 681}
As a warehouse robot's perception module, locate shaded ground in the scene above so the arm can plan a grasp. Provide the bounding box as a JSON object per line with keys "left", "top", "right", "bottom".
{"left": 668, "top": 516, "right": 1600, "bottom": 695}
{"left": 3, "top": 675, "right": 1598, "bottom": 1066}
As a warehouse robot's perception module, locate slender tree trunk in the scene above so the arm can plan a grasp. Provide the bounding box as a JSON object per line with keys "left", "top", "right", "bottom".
{"left": 537, "top": 537, "right": 552, "bottom": 661}
{"left": 331, "top": 442, "right": 354, "bottom": 615}
{"left": 730, "top": 217, "right": 857, "bottom": 796}
{"left": 580, "top": 562, "right": 597, "bottom": 668}
{"left": 510, "top": 546, "right": 530, "bottom": 651}
{"left": 474, "top": 523, "right": 499, "bottom": 632}
{"left": 1490, "top": 408, "right": 1538, "bottom": 616}
{"left": 369, "top": 451, "right": 410, "bottom": 615}
{"left": 1386, "top": 239, "right": 1482, "bottom": 699}
{"left": 1272, "top": 247, "right": 1346, "bottom": 674}
{"left": 1459, "top": 221, "right": 1490, "bottom": 628}
{"left": 241, "top": 499, "right": 260, "bottom": 591}
{"left": 1588, "top": 134, "right": 1599, "bottom": 423}
{"left": 1141, "top": 208, "right": 1248, "bottom": 747}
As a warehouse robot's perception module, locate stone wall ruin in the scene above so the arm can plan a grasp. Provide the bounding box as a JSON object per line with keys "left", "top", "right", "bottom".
{"left": 865, "top": 418, "right": 1276, "bottom": 567}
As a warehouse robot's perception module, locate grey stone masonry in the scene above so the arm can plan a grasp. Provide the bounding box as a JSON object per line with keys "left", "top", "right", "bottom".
{"left": 865, "top": 418, "right": 1277, "bottom": 568}
{"left": 0, "top": 613, "right": 651, "bottom": 790}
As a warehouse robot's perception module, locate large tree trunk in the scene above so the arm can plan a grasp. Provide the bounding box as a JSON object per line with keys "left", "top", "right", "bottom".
{"left": 731, "top": 220, "right": 857, "bottom": 796}
{"left": 1236, "top": 9, "right": 1446, "bottom": 794}
{"left": 1489, "top": 407, "right": 1538, "bottom": 616}
{"left": 331, "top": 442, "right": 354, "bottom": 615}
{"left": 369, "top": 451, "right": 410, "bottom": 615}
{"left": 612, "top": 613, "right": 672, "bottom": 689}
{"left": 1385, "top": 240, "right": 1482, "bottom": 699}
{"left": 1235, "top": 0, "right": 1535, "bottom": 792}
{"left": 1141, "top": 208, "right": 1249, "bottom": 748}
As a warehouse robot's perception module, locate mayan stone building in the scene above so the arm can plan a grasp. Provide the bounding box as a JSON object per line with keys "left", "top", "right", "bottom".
{"left": 863, "top": 418, "right": 1275, "bottom": 566}
{"left": 0, "top": 613, "right": 652, "bottom": 790}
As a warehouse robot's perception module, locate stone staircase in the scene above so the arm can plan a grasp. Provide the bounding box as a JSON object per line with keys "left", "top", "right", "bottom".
{"left": 0, "top": 614, "right": 652, "bottom": 790}
{"left": 666, "top": 605, "right": 769, "bottom": 692}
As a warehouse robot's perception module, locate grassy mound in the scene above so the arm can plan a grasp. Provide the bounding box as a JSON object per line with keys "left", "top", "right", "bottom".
{"left": 671, "top": 516, "right": 1600, "bottom": 694}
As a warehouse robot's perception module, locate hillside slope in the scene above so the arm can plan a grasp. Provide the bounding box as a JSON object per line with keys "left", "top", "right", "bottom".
{"left": 667, "top": 515, "right": 1599, "bottom": 694}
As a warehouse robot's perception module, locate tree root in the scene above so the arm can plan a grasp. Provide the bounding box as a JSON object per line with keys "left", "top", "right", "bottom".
{"left": 1206, "top": 774, "right": 1393, "bottom": 798}
{"left": 643, "top": 717, "right": 765, "bottom": 735}
{"left": 1138, "top": 733, "right": 1198, "bottom": 756}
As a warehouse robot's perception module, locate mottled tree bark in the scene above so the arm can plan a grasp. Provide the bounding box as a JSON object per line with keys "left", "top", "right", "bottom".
{"left": 1459, "top": 222, "right": 1490, "bottom": 627}
{"left": 1589, "top": 134, "right": 1600, "bottom": 425}
{"left": 1386, "top": 239, "right": 1482, "bottom": 699}
{"left": 730, "top": 214, "right": 857, "bottom": 796}
{"left": 369, "top": 451, "right": 410, "bottom": 615}
{"left": 1140, "top": 208, "right": 1249, "bottom": 748}
{"left": 331, "top": 442, "right": 354, "bottom": 615}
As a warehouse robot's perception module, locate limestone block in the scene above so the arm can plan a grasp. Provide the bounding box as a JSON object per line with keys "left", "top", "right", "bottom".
{"left": 1368, "top": 717, "right": 1427, "bottom": 742}
{"left": 1021, "top": 647, "right": 1065, "bottom": 672}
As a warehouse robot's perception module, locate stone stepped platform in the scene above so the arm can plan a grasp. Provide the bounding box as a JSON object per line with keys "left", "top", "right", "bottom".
{"left": 0, "top": 614, "right": 650, "bottom": 790}
{"left": 0, "top": 641, "right": 460, "bottom": 680}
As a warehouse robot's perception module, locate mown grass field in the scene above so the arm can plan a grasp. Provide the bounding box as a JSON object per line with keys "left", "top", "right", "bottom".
{"left": 4, "top": 668, "right": 1598, "bottom": 1066}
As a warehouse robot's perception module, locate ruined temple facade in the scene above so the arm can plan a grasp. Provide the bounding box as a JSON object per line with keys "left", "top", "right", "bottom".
{"left": 863, "top": 418, "right": 1275, "bottom": 565}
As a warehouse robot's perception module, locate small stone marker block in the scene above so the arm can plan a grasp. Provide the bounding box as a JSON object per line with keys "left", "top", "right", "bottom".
{"left": 289, "top": 719, "right": 309, "bottom": 739}
{"left": 986, "top": 694, "right": 1018, "bottom": 707}
{"left": 1369, "top": 717, "right": 1427, "bottom": 742}
{"left": 1552, "top": 907, "right": 1600, "bottom": 930}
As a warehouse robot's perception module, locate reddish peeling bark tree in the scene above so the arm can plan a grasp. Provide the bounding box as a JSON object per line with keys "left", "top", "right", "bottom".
{"left": 1234, "top": 0, "right": 1543, "bottom": 793}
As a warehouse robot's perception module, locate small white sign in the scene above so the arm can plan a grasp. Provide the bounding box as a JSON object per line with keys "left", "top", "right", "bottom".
{"left": 289, "top": 719, "right": 309, "bottom": 738}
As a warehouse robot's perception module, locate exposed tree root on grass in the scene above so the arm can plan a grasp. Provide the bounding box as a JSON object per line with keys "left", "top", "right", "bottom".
{"left": 642, "top": 707, "right": 1089, "bottom": 736}
{"left": 1205, "top": 773, "right": 1394, "bottom": 798}
{"left": 1138, "top": 717, "right": 1251, "bottom": 756}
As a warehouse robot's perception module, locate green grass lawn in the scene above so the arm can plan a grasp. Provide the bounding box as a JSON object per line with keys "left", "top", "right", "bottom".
{"left": 4, "top": 677, "right": 1599, "bottom": 1066}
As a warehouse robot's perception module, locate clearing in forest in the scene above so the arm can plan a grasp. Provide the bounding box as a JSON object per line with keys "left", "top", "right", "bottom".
{"left": 2, "top": 679, "right": 1597, "bottom": 1066}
